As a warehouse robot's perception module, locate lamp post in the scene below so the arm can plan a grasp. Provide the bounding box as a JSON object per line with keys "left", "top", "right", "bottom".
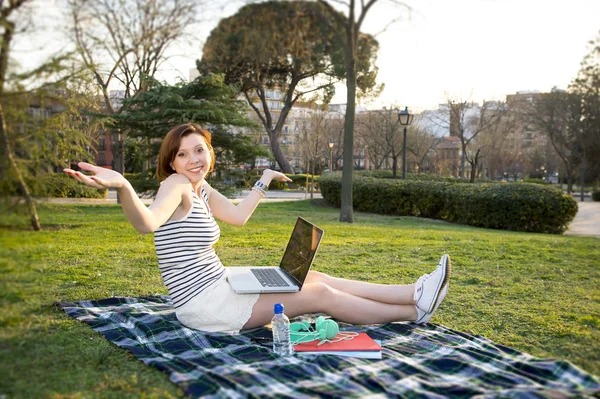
{"left": 328, "top": 139, "right": 334, "bottom": 171}
{"left": 397, "top": 106, "right": 414, "bottom": 179}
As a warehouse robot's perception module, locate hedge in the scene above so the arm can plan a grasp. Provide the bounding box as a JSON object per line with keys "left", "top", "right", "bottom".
{"left": 0, "top": 173, "right": 107, "bottom": 199}
{"left": 348, "top": 170, "right": 461, "bottom": 183}
{"left": 320, "top": 175, "right": 578, "bottom": 234}
{"left": 592, "top": 191, "right": 600, "bottom": 202}
{"left": 240, "top": 171, "right": 320, "bottom": 190}
{"left": 125, "top": 172, "right": 159, "bottom": 196}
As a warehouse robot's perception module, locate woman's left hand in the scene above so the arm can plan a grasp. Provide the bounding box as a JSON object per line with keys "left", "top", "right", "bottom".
{"left": 263, "top": 169, "right": 292, "bottom": 182}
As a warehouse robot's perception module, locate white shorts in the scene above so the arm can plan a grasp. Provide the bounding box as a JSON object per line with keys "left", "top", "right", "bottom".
{"left": 175, "top": 274, "right": 260, "bottom": 333}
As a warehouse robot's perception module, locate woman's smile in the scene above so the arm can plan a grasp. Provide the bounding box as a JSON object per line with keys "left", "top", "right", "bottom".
{"left": 171, "top": 133, "right": 213, "bottom": 184}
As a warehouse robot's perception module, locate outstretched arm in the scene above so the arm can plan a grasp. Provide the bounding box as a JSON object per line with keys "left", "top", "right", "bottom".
{"left": 206, "top": 169, "right": 292, "bottom": 226}
{"left": 64, "top": 162, "right": 186, "bottom": 234}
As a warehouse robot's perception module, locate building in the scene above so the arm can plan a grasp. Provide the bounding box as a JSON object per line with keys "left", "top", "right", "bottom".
{"left": 504, "top": 90, "right": 556, "bottom": 178}
{"left": 233, "top": 89, "right": 347, "bottom": 173}
{"left": 93, "top": 129, "right": 117, "bottom": 170}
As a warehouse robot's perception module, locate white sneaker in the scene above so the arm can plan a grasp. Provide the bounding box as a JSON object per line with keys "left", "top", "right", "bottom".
{"left": 414, "top": 254, "right": 451, "bottom": 314}
{"left": 415, "top": 284, "right": 449, "bottom": 324}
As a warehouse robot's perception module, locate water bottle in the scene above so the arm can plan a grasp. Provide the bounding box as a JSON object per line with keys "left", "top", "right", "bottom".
{"left": 271, "top": 303, "right": 293, "bottom": 356}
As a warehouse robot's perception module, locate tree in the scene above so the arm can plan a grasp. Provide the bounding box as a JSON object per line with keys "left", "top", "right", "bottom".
{"left": 429, "top": 98, "right": 504, "bottom": 179}
{"left": 327, "top": 112, "right": 345, "bottom": 170}
{"left": 356, "top": 108, "right": 403, "bottom": 177}
{"left": 313, "top": 0, "right": 385, "bottom": 222}
{"left": 526, "top": 91, "right": 577, "bottom": 192}
{"left": 68, "top": 0, "right": 198, "bottom": 175}
{"left": 405, "top": 115, "right": 443, "bottom": 175}
{"left": 299, "top": 108, "right": 330, "bottom": 197}
{"left": 198, "top": 1, "right": 379, "bottom": 177}
{"left": 463, "top": 108, "right": 517, "bottom": 182}
{"left": 0, "top": 0, "right": 41, "bottom": 229}
{"left": 209, "top": 125, "right": 269, "bottom": 180}
{"left": 569, "top": 31, "right": 600, "bottom": 199}
{"left": 1, "top": 0, "right": 102, "bottom": 230}
{"left": 112, "top": 74, "right": 266, "bottom": 190}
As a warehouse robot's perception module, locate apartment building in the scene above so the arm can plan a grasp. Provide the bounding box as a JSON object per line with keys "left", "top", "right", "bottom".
{"left": 505, "top": 90, "right": 556, "bottom": 178}
{"left": 234, "top": 89, "right": 346, "bottom": 172}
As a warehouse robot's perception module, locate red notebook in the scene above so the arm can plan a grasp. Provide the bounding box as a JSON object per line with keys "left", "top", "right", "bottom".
{"left": 293, "top": 332, "right": 381, "bottom": 352}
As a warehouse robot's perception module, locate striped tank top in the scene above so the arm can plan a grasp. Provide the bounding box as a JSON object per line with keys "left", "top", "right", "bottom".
{"left": 154, "top": 187, "right": 226, "bottom": 309}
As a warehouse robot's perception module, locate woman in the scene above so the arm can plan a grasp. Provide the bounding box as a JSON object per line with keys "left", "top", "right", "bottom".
{"left": 65, "top": 123, "right": 451, "bottom": 333}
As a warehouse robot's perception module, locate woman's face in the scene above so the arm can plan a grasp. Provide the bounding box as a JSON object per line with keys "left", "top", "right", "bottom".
{"left": 170, "top": 133, "right": 212, "bottom": 185}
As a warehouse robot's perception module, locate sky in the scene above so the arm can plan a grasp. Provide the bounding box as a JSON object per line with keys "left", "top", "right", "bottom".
{"left": 15, "top": 0, "right": 600, "bottom": 112}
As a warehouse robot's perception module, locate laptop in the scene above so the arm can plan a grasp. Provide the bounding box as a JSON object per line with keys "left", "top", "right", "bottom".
{"left": 226, "top": 217, "right": 324, "bottom": 294}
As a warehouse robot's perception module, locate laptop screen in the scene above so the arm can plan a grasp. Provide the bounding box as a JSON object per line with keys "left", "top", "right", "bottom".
{"left": 279, "top": 217, "right": 324, "bottom": 287}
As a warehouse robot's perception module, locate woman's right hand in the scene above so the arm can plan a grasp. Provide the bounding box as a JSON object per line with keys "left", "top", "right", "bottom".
{"left": 64, "top": 162, "right": 128, "bottom": 190}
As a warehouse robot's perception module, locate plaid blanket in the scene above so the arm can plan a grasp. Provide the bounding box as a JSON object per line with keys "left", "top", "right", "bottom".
{"left": 59, "top": 296, "right": 600, "bottom": 398}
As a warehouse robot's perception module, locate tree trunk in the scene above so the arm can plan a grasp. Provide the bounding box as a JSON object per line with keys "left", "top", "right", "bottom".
{"left": 565, "top": 161, "right": 573, "bottom": 194}
{"left": 580, "top": 146, "right": 586, "bottom": 202}
{"left": 269, "top": 129, "right": 294, "bottom": 173}
{"left": 392, "top": 155, "right": 398, "bottom": 178}
{"left": 0, "top": 17, "right": 41, "bottom": 230}
{"left": 305, "top": 160, "right": 309, "bottom": 199}
{"left": 340, "top": 58, "right": 356, "bottom": 223}
{"left": 112, "top": 130, "right": 126, "bottom": 204}
{"left": 0, "top": 103, "right": 42, "bottom": 231}
{"left": 459, "top": 142, "right": 467, "bottom": 178}
{"left": 469, "top": 163, "right": 476, "bottom": 183}
{"left": 310, "top": 159, "right": 315, "bottom": 199}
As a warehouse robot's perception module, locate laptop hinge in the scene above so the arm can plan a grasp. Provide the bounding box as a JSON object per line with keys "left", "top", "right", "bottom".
{"left": 281, "top": 268, "right": 302, "bottom": 289}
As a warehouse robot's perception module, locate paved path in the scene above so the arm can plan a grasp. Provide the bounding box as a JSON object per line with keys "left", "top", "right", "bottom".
{"left": 564, "top": 201, "right": 600, "bottom": 238}
{"left": 44, "top": 189, "right": 320, "bottom": 205}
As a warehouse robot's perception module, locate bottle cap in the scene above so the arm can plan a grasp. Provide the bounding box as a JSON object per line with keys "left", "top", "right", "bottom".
{"left": 274, "top": 303, "right": 284, "bottom": 314}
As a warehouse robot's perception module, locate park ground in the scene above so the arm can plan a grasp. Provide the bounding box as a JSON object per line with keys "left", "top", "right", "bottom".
{"left": 0, "top": 196, "right": 598, "bottom": 398}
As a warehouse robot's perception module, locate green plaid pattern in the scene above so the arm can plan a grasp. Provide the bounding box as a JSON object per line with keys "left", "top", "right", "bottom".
{"left": 59, "top": 296, "right": 600, "bottom": 398}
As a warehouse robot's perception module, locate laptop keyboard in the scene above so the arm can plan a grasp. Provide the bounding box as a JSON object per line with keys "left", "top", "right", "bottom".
{"left": 251, "top": 268, "right": 291, "bottom": 288}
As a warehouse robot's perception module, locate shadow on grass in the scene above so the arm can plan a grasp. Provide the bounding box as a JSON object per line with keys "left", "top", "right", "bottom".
{"left": 0, "top": 224, "right": 83, "bottom": 232}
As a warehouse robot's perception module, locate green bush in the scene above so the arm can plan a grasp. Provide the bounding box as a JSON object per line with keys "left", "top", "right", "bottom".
{"left": 592, "top": 191, "right": 600, "bottom": 201}
{"left": 126, "top": 172, "right": 242, "bottom": 198}
{"left": 0, "top": 173, "right": 107, "bottom": 199}
{"left": 286, "top": 173, "right": 319, "bottom": 185}
{"left": 345, "top": 170, "right": 462, "bottom": 183}
{"left": 241, "top": 170, "right": 318, "bottom": 190}
{"left": 523, "top": 178, "right": 547, "bottom": 185}
{"left": 242, "top": 171, "right": 285, "bottom": 190}
{"left": 125, "top": 172, "right": 159, "bottom": 196}
{"left": 319, "top": 175, "right": 578, "bottom": 234}
{"left": 285, "top": 174, "right": 319, "bottom": 190}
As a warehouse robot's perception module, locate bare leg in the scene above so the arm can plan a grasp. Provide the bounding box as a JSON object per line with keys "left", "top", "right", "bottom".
{"left": 242, "top": 282, "right": 417, "bottom": 329}
{"left": 304, "top": 271, "right": 416, "bottom": 305}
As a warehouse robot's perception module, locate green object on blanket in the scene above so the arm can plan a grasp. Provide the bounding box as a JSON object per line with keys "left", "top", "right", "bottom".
{"left": 59, "top": 296, "right": 600, "bottom": 398}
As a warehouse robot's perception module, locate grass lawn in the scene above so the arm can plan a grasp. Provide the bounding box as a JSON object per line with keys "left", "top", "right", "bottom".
{"left": 1, "top": 200, "right": 599, "bottom": 398}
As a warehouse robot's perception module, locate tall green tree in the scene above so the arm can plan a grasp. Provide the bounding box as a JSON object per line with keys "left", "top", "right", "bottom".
{"left": 527, "top": 91, "right": 577, "bottom": 193}
{"left": 1, "top": 0, "right": 102, "bottom": 230}
{"left": 0, "top": 0, "right": 40, "bottom": 229}
{"left": 198, "top": 0, "right": 379, "bottom": 176}
{"left": 356, "top": 108, "right": 403, "bottom": 177}
{"left": 569, "top": 31, "right": 600, "bottom": 198}
{"left": 68, "top": 0, "right": 198, "bottom": 177}
{"left": 313, "top": 0, "right": 384, "bottom": 222}
{"left": 113, "top": 74, "right": 267, "bottom": 191}
{"left": 299, "top": 108, "right": 331, "bottom": 197}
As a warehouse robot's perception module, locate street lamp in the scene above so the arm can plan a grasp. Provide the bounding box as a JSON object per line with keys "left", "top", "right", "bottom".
{"left": 397, "top": 106, "right": 414, "bottom": 179}
{"left": 328, "top": 139, "right": 334, "bottom": 171}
